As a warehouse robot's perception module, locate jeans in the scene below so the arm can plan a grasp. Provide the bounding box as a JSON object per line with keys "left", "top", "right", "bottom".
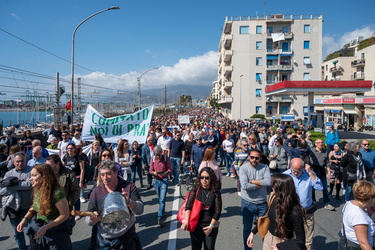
{"left": 153, "top": 178, "right": 168, "bottom": 219}
{"left": 345, "top": 184, "right": 354, "bottom": 201}
{"left": 75, "top": 177, "right": 81, "bottom": 211}
{"left": 241, "top": 199, "right": 267, "bottom": 250}
{"left": 131, "top": 164, "right": 143, "bottom": 186}
{"left": 312, "top": 174, "right": 330, "bottom": 205}
{"left": 170, "top": 157, "right": 182, "bottom": 183}
{"left": 9, "top": 209, "right": 28, "bottom": 250}
{"left": 224, "top": 152, "right": 234, "bottom": 174}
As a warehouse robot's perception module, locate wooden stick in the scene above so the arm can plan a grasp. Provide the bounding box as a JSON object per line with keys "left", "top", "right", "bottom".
{"left": 71, "top": 210, "right": 95, "bottom": 217}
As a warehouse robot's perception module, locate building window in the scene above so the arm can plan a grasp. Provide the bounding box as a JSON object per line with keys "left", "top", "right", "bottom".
{"left": 303, "top": 106, "right": 308, "bottom": 115}
{"left": 304, "top": 25, "right": 310, "bottom": 33}
{"left": 240, "top": 26, "right": 249, "bottom": 34}
{"left": 304, "top": 41, "right": 310, "bottom": 49}
{"left": 267, "top": 27, "right": 273, "bottom": 34}
{"left": 282, "top": 26, "right": 288, "bottom": 33}
{"left": 326, "top": 65, "right": 328, "bottom": 71}
{"left": 267, "top": 106, "right": 272, "bottom": 115}
{"left": 361, "top": 53, "right": 365, "bottom": 59}
{"left": 256, "top": 57, "right": 263, "bottom": 66}
{"left": 256, "top": 89, "right": 262, "bottom": 97}
{"left": 256, "top": 26, "right": 262, "bottom": 34}
{"left": 256, "top": 73, "right": 263, "bottom": 81}
{"left": 303, "top": 73, "right": 310, "bottom": 80}
{"left": 256, "top": 41, "right": 263, "bottom": 50}
{"left": 256, "top": 106, "right": 262, "bottom": 114}
{"left": 281, "top": 106, "right": 289, "bottom": 114}
{"left": 303, "top": 57, "right": 311, "bottom": 65}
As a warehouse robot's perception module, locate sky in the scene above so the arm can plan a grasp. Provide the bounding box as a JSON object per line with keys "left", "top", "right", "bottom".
{"left": 1, "top": 0, "right": 375, "bottom": 103}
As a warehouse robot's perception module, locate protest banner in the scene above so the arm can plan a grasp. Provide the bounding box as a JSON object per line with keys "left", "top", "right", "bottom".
{"left": 82, "top": 105, "right": 154, "bottom": 144}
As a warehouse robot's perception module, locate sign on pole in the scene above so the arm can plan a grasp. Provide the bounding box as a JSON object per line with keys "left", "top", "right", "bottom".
{"left": 82, "top": 105, "right": 154, "bottom": 144}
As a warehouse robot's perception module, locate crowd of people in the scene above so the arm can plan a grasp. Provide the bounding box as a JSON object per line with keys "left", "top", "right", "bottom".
{"left": 0, "top": 107, "right": 374, "bottom": 250}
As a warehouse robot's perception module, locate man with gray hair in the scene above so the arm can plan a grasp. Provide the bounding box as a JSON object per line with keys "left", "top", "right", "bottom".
{"left": 284, "top": 158, "right": 323, "bottom": 250}
{"left": 0, "top": 152, "right": 32, "bottom": 250}
{"left": 27, "top": 146, "right": 46, "bottom": 167}
{"left": 27, "top": 139, "right": 49, "bottom": 161}
{"left": 86, "top": 160, "right": 144, "bottom": 249}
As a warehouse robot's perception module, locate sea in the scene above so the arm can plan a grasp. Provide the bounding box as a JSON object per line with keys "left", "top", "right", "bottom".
{"left": 0, "top": 110, "right": 54, "bottom": 127}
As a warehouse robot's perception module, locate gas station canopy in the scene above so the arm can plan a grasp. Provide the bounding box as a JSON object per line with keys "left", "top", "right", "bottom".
{"left": 265, "top": 80, "right": 373, "bottom": 96}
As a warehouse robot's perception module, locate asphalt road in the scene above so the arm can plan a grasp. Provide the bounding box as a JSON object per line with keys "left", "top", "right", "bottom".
{"left": 338, "top": 130, "right": 375, "bottom": 140}
{"left": 0, "top": 166, "right": 345, "bottom": 250}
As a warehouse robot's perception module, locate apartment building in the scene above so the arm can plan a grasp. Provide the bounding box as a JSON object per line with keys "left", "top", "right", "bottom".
{"left": 318, "top": 35, "right": 375, "bottom": 128}
{"left": 216, "top": 14, "right": 323, "bottom": 120}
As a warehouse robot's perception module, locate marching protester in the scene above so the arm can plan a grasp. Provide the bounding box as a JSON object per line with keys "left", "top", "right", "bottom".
{"left": 86, "top": 160, "right": 144, "bottom": 249}
{"left": 149, "top": 146, "right": 172, "bottom": 226}
{"left": 142, "top": 135, "right": 156, "bottom": 190}
{"left": 181, "top": 167, "right": 222, "bottom": 250}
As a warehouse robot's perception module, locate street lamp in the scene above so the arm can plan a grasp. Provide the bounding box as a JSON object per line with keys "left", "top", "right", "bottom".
{"left": 137, "top": 67, "right": 159, "bottom": 110}
{"left": 70, "top": 6, "right": 120, "bottom": 125}
{"left": 239, "top": 74, "right": 243, "bottom": 120}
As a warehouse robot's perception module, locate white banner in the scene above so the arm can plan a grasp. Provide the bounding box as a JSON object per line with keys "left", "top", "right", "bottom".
{"left": 81, "top": 105, "right": 154, "bottom": 144}
{"left": 178, "top": 115, "right": 190, "bottom": 124}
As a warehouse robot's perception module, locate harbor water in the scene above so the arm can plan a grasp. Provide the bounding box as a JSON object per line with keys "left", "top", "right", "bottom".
{"left": 0, "top": 110, "right": 54, "bottom": 127}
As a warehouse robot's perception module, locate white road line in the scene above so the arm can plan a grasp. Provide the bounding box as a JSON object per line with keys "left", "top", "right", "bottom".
{"left": 167, "top": 185, "right": 180, "bottom": 250}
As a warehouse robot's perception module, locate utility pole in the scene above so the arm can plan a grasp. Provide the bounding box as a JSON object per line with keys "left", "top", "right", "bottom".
{"left": 77, "top": 78, "right": 82, "bottom": 123}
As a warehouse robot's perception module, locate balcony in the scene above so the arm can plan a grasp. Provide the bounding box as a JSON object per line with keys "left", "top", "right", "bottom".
{"left": 223, "top": 81, "right": 233, "bottom": 90}
{"left": 351, "top": 59, "right": 365, "bottom": 67}
{"left": 218, "top": 96, "right": 233, "bottom": 104}
{"left": 330, "top": 77, "right": 341, "bottom": 81}
{"left": 351, "top": 72, "right": 365, "bottom": 80}
{"left": 266, "top": 64, "right": 292, "bottom": 71}
{"left": 266, "top": 95, "right": 293, "bottom": 102}
{"left": 329, "top": 66, "right": 344, "bottom": 73}
{"left": 224, "top": 21, "right": 232, "bottom": 34}
{"left": 223, "top": 50, "right": 233, "bottom": 62}
{"left": 223, "top": 34, "right": 233, "bottom": 49}
{"left": 267, "top": 32, "right": 293, "bottom": 39}
{"left": 266, "top": 48, "right": 292, "bottom": 55}
{"left": 224, "top": 65, "right": 233, "bottom": 76}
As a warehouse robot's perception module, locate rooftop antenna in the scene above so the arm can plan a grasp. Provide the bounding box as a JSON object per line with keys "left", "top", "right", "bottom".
{"left": 264, "top": 0, "right": 267, "bottom": 17}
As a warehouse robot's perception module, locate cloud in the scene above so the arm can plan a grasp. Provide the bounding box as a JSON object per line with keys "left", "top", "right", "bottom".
{"left": 9, "top": 13, "right": 19, "bottom": 20}
{"left": 73, "top": 51, "right": 217, "bottom": 93}
{"left": 323, "top": 25, "right": 375, "bottom": 58}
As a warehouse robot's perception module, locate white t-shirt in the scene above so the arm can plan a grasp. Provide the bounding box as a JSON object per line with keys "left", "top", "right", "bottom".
{"left": 222, "top": 139, "right": 235, "bottom": 153}
{"left": 342, "top": 201, "right": 375, "bottom": 245}
{"left": 72, "top": 137, "right": 84, "bottom": 147}
{"left": 157, "top": 136, "right": 172, "bottom": 151}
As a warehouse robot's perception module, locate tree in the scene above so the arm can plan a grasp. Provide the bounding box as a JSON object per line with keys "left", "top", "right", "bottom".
{"left": 209, "top": 97, "right": 220, "bottom": 109}
{"left": 251, "top": 114, "right": 265, "bottom": 119}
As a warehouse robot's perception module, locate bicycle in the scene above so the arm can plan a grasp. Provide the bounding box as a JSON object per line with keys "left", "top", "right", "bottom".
{"left": 178, "top": 163, "right": 196, "bottom": 200}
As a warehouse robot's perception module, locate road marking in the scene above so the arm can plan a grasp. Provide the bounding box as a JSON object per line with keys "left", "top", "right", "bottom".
{"left": 167, "top": 185, "right": 180, "bottom": 250}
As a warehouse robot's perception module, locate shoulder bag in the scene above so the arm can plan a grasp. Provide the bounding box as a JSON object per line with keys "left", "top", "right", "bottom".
{"left": 269, "top": 147, "right": 280, "bottom": 170}
{"left": 177, "top": 187, "right": 203, "bottom": 232}
{"left": 257, "top": 194, "right": 275, "bottom": 239}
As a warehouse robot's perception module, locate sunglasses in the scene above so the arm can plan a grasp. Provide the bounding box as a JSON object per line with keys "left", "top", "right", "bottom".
{"left": 67, "top": 148, "right": 75, "bottom": 150}
{"left": 242, "top": 144, "right": 249, "bottom": 147}
{"left": 249, "top": 156, "right": 260, "bottom": 160}
{"left": 199, "top": 176, "right": 210, "bottom": 180}
{"left": 362, "top": 144, "right": 369, "bottom": 146}
{"left": 102, "top": 154, "right": 111, "bottom": 157}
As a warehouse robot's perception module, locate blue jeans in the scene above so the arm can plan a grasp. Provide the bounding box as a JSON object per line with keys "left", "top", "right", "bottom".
{"left": 131, "top": 164, "right": 143, "bottom": 185}
{"left": 170, "top": 157, "right": 181, "bottom": 183}
{"left": 224, "top": 152, "right": 234, "bottom": 174}
{"left": 154, "top": 178, "right": 168, "bottom": 219}
{"left": 345, "top": 184, "right": 354, "bottom": 202}
{"left": 312, "top": 174, "right": 330, "bottom": 205}
{"left": 9, "top": 209, "right": 28, "bottom": 250}
{"left": 241, "top": 199, "right": 267, "bottom": 250}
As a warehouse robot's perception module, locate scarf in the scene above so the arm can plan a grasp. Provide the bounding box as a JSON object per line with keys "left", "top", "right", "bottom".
{"left": 353, "top": 153, "right": 366, "bottom": 181}
{"left": 148, "top": 143, "right": 155, "bottom": 152}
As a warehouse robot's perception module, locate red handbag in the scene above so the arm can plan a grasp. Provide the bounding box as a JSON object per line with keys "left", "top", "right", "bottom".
{"left": 177, "top": 188, "right": 203, "bottom": 232}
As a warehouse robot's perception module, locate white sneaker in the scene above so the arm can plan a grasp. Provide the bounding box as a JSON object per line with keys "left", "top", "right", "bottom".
{"left": 80, "top": 197, "right": 87, "bottom": 203}
{"left": 226, "top": 173, "right": 230, "bottom": 177}
{"left": 237, "top": 192, "right": 241, "bottom": 197}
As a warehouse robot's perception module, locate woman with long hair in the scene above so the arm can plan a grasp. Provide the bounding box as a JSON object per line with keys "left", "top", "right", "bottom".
{"left": 115, "top": 139, "right": 132, "bottom": 181}
{"left": 198, "top": 147, "right": 222, "bottom": 186}
{"left": 247, "top": 174, "right": 306, "bottom": 250}
{"left": 131, "top": 141, "right": 143, "bottom": 187}
{"left": 328, "top": 143, "right": 344, "bottom": 200}
{"left": 339, "top": 180, "right": 375, "bottom": 250}
{"left": 17, "top": 163, "right": 72, "bottom": 249}
{"left": 181, "top": 167, "right": 222, "bottom": 250}
{"left": 94, "top": 133, "right": 107, "bottom": 150}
